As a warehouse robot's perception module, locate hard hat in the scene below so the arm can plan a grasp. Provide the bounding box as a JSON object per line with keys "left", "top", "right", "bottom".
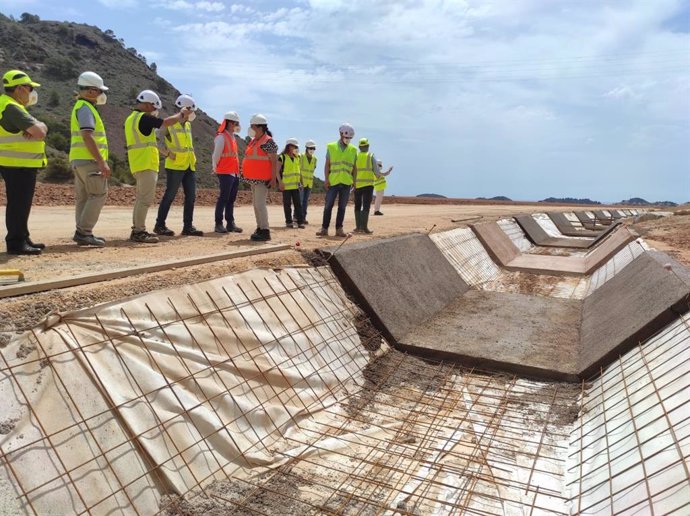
{"left": 286, "top": 138, "right": 299, "bottom": 147}
{"left": 305, "top": 139, "right": 316, "bottom": 148}
{"left": 359, "top": 137, "right": 369, "bottom": 146}
{"left": 339, "top": 122, "right": 355, "bottom": 137}
{"left": 175, "top": 94, "right": 196, "bottom": 110}
{"left": 250, "top": 113, "right": 268, "bottom": 125}
{"left": 377, "top": 161, "right": 383, "bottom": 166}
{"left": 224, "top": 111, "right": 240, "bottom": 122}
{"left": 136, "top": 89, "right": 162, "bottom": 109}
{"left": 2, "top": 69, "right": 40, "bottom": 88}
{"left": 77, "top": 71, "right": 108, "bottom": 91}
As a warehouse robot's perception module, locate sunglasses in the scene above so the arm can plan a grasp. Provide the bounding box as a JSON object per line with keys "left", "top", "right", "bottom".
{"left": 306, "top": 147, "right": 315, "bottom": 150}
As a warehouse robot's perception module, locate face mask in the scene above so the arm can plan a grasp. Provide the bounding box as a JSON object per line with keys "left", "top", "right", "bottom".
{"left": 187, "top": 112, "right": 196, "bottom": 122}
{"left": 96, "top": 93, "right": 107, "bottom": 105}
{"left": 248, "top": 127, "right": 256, "bottom": 138}
{"left": 342, "top": 137, "right": 352, "bottom": 144}
{"left": 151, "top": 110, "right": 160, "bottom": 117}
{"left": 26, "top": 90, "right": 38, "bottom": 107}
{"left": 233, "top": 124, "right": 241, "bottom": 134}
{"left": 306, "top": 149, "right": 314, "bottom": 156}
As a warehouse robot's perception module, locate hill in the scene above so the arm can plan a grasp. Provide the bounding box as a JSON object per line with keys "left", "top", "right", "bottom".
{"left": 476, "top": 196, "right": 512, "bottom": 201}
{"left": 620, "top": 197, "right": 678, "bottom": 207}
{"left": 540, "top": 197, "right": 601, "bottom": 205}
{"left": 0, "top": 12, "right": 220, "bottom": 187}
{"left": 417, "top": 193, "right": 447, "bottom": 199}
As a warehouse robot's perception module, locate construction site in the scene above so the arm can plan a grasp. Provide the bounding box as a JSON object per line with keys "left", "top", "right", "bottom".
{"left": 0, "top": 202, "right": 688, "bottom": 515}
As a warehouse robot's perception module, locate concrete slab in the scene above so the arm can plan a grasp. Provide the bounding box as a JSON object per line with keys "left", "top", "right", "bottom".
{"left": 579, "top": 251, "right": 690, "bottom": 378}
{"left": 325, "top": 233, "right": 469, "bottom": 343}
{"left": 514, "top": 214, "right": 595, "bottom": 248}
{"left": 399, "top": 290, "right": 581, "bottom": 381}
{"left": 592, "top": 210, "right": 615, "bottom": 224}
{"left": 547, "top": 212, "right": 604, "bottom": 237}
{"left": 573, "top": 211, "right": 602, "bottom": 229}
{"left": 471, "top": 221, "right": 521, "bottom": 266}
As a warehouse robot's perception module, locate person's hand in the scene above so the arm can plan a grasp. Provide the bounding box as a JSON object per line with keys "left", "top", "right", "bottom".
{"left": 269, "top": 177, "right": 277, "bottom": 189}
{"left": 278, "top": 179, "right": 285, "bottom": 191}
{"left": 168, "top": 151, "right": 177, "bottom": 160}
{"left": 98, "top": 160, "right": 111, "bottom": 178}
{"left": 324, "top": 179, "right": 330, "bottom": 190}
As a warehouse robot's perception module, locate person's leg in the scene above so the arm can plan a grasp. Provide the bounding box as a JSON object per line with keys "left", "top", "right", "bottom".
{"left": 1, "top": 167, "right": 37, "bottom": 251}
{"left": 73, "top": 163, "right": 87, "bottom": 231}
{"left": 362, "top": 186, "right": 374, "bottom": 233}
{"left": 75, "top": 161, "right": 108, "bottom": 236}
{"left": 181, "top": 168, "right": 196, "bottom": 229}
{"left": 155, "top": 169, "right": 183, "bottom": 228}
{"left": 132, "top": 170, "right": 158, "bottom": 232}
{"left": 334, "top": 184, "right": 350, "bottom": 229}
{"left": 302, "top": 187, "right": 311, "bottom": 222}
{"left": 374, "top": 189, "right": 384, "bottom": 213}
{"left": 253, "top": 182, "right": 269, "bottom": 230}
{"left": 215, "top": 174, "right": 231, "bottom": 226}
{"left": 226, "top": 174, "right": 240, "bottom": 228}
{"left": 321, "top": 186, "right": 338, "bottom": 230}
{"left": 292, "top": 190, "right": 303, "bottom": 224}
{"left": 353, "top": 188, "right": 364, "bottom": 230}
{"left": 283, "top": 190, "right": 293, "bottom": 225}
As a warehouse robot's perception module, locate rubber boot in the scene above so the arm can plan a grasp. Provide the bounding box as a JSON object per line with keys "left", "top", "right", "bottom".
{"left": 362, "top": 210, "right": 373, "bottom": 234}
{"left": 353, "top": 211, "right": 362, "bottom": 233}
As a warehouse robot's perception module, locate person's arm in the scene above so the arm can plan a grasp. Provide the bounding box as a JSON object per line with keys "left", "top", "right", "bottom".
{"left": 24, "top": 122, "right": 47, "bottom": 140}
{"left": 211, "top": 134, "right": 224, "bottom": 172}
{"left": 382, "top": 165, "right": 393, "bottom": 176}
{"left": 81, "top": 130, "right": 111, "bottom": 177}
{"left": 372, "top": 154, "right": 382, "bottom": 177}
{"left": 324, "top": 154, "right": 331, "bottom": 189}
{"left": 3, "top": 104, "right": 47, "bottom": 140}
{"left": 269, "top": 152, "right": 280, "bottom": 189}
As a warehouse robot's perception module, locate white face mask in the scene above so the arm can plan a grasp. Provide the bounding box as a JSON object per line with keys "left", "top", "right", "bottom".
{"left": 96, "top": 93, "right": 107, "bottom": 105}
{"left": 26, "top": 90, "right": 38, "bottom": 106}
{"left": 306, "top": 149, "right": 314, "bottom": 156}
{"left": 187, "top": 112, "right": 196, "bottom": 122}
{"left": 151, "top": 109, "right": 160, "bottom": 117}
{"left": 342, "top": 136, "right": 352, "bottom": 144}
{"left": 233, "top": 124, "right": 241, "bottom": 134}
{"left": 248, "top": 127, "right": 256, "bottom": 138}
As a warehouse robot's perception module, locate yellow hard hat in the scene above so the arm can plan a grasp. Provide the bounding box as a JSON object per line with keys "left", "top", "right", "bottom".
{"left": 359, "top": 137, "right": 369, "bottom": 146}
{"left": 2, "top": 69, "right": 40, "bottom": 88}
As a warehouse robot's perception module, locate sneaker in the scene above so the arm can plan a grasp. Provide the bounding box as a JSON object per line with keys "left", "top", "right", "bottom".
{"left": 153, "top": 225, "right": 175, "bottom": 236}
{"left": 335, "top": 228, "right": 347, "bottom": 237}
{"left": 227, "top": 223, "right": 243, "bottom": 233}
{"left": 250, "top": 229, "right": 271, "bottom": 242}
{"left": 297, "top": 223, "right": 305, "bottom": 229}
{"left": 181, "top": 226, "right": 204, "bottom": 236}
{"left": 315, "top": 227, "right": 328, "bottom": 237}
{"left": 130, "top": 230, "right": 159, "bottom": 243}
{"left": 74, "top": 232, "right": 105, "bottom": 247}
{"left": 363, "top": 228, "right": 373, "bottom": 234}
{"left": 286, "top": 222, "right": 295, "bottom": 228}
{"left": 214, "top": 223, "right": 228, "bottom": 234}
{"left": 303, "top": 220, "right": 309, "bottom": 225}
{"left": 374, "top": 211, "right": 383, "bottom": 216}
{"left": 352, "top": 228, "right": 363, "bottom": 234}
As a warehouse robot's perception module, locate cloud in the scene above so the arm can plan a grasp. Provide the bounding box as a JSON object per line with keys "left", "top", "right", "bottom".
{"left": 154, "top": 0, "right": 224, "bottom": 12}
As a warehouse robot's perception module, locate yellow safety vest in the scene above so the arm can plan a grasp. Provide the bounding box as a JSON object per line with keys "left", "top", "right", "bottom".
{"left": 164, "top": 121, "right": 196, "bottom": 171}
{"left": 326, "top": 141, "right": 357, "bottom": 186}
{"left": 124, "top": 111, "right": 159, "bottom": 174}
{"left": 0, "top": 94, "right": 46, "bottom": 168}
{"left": 299, "top": 153, "right": 317, "bottom": 188}
{"left": 374, "top": 176, "right": 387, "bottom": 192}
{"left": 355, "top": 151, "right": 376, "bottom": 188}
{"left": 69, "top": 99, "right": 108, "bottom": 162}
{"left": 280, "top": 154, "right": 300, "bottom": 190}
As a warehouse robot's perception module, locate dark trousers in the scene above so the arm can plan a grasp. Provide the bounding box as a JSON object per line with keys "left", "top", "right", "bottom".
{"left": 354, "top": 186, "right": 374, "bottom": 213}
{"left": 156, "top": 168, "right": 196, "bottom": 228}
{"left": 215, "top": 174, "right": 240, "bottom": 225}
{"left": 283, "top": 189, "right": 303, "bottom": 224}
{"left": 1, "top": 166, "right": 37, "bottom": 251}
{"left": 321, "top": 183, "right": 350, "bottom": 229}
{"left": 294, "top": 186, "right": 311, "bottom": 221}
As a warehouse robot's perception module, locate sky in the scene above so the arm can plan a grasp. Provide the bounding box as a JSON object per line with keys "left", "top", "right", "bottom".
{"left": 1, "top": 0, "right": 689, "bottom": 202}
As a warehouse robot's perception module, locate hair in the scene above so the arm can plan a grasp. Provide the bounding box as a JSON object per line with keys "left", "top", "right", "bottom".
{"left": 280, "top": 143, "right": 298, "bottom": 156}
{"left": 255, "top": 124, "right": 272, "bottom": 137}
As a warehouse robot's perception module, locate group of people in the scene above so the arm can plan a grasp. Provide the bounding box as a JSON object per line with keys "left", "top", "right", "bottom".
{"left": 0, "top": 68, "right": 392, "bottom": 255}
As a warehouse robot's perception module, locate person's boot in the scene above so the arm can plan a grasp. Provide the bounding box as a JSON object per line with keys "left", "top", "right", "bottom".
{"left": 26, "top": 238, "right": 45, "bottom": 250}
{"left": 362, "top": 210, "right": 373, "bottom": 234}
{"left": 315, "top": 227, "right": 328, "bottom": 237}
{"left": 182, "top": 225, "right": 204, "bottom": 236}
{"left": 153, "top": 224, "right": 175, "bottom": 236}
{"left": 335, "top": 228, "right": 347, "bottom": 237}
{"left": 374, "top": 210, "right": 383, "bottom": 216}
{"left": 130, "top": 230, "right": 160, "bottom": 243}
{"left": 352, "top": 211, "right": 362, "bottom": 233}
{"left": 227, "top": 222, "right": 243, "bottom": 233}
{"left": 251, "top": 228, "right": 271, "bottom": 242}
{"left": 7, "top": 242, "right": 41, "bottom": 255}
{"left": 214, "top": 223, "right": 228, "bottom": 234}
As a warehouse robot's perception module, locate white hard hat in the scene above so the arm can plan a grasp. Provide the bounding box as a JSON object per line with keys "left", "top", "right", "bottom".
{"left": 77, "top": 71, "right": 108, "bottom": 91}
{"left": 250, "top": 113, "right": 268, "bottom": 125}
{"left": 175, "top": 94, "right": 196, "bottom": 110}
{"left": 339, "top": 122, "right": 355, "bottom": 137}
{"left": 286, "top": 138, "right": 299, "bottom": 147}
{"left": 136, "top": 89, "right": 162, "bottom": 109}
{"left": 224, "top": 111, "right": 240, "bottom": 122}
{"left": 305, "top": 139, "right": 316, "bottom": 148}
{"left": 377, "top": 160, "right": 383, "bottom": 166}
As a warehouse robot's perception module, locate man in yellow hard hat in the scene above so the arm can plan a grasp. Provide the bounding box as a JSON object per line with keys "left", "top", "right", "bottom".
{"left": 0, "top": 69, "right": 47, "bottom": 255}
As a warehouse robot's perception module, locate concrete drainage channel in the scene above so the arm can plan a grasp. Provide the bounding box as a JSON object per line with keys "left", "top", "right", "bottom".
{"left": 0, "top": 210, "right": 688, "bottom": 515}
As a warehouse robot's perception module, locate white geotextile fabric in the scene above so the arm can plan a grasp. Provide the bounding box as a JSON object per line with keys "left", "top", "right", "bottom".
{"left": 0, "top": 268, "right": 367, "bottom": 515}
{"left": 497, "top": 218, "right": 533, "bottom": 252}
{"left": 532, "top": 213, "right": 593, "bottom": 240}
{"left": 430, "top": 228, "right": 501, "bottom": 286}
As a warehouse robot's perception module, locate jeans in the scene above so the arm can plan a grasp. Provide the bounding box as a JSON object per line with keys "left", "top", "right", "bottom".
{"left": 301, "top": 186, "right": 311, "bottom": 220}
{"left": 354, "top": 186, "right": 374, "bottom": 213}
{"left": 0, "top": 166, "right": 37, "bottom": 250}
{"left": 283, "top": 189, "right": 303, "bottom": 224}
{"left": 321, "top": 183, "right": 350, "bottom": 229}
{"left": 156, "top": 167, "right": 196, "bottom": 228}
{"left": 215, "top": 174, "right": 240, "bottom": 225}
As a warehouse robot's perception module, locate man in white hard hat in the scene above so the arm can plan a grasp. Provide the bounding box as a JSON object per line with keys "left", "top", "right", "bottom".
{"left": 125, "top": 90, "right": 190, "bottom": 243}
{"left": 212, "top": 111, "right": 243, "bottom": 233}
{"left": 69, "top": 71, "right": 110, "bottom": 247}
{"left": 373, "top": 160, "right": 393, "bottom": 215}
{"left": 298, "top": 139, "right": 317, "bottom": 224}
{"left": 155, "top": 94, "right": 202, "bottom": 236}
{"left": 316, "top": 123, "right": 357, "bottom": 237}
{"left": 0, "top": 69, "right": 47, "bottom": 255}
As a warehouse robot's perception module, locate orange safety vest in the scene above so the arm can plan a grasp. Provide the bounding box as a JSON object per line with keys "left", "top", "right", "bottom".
{"left": 216, "top": 130, "right": 239, "bottom": 174}
{"left": 242, "top": 133, "right": 273, "bottom": 181}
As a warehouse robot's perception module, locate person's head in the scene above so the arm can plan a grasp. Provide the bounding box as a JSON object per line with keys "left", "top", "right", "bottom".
{"left": 358, "top": 137, "right": 369, "bottom": 152}
{"left": 249, "top": 113, "right": 271, "bottom": 138}
{"left": 135, "top": 89, "right": 162, "bottom": 115}
{"left": 377, "top": 160, "right": 383, "bottom": 168}
{"left": 3, "top": 69, "right": 40, "bottom": 107}
{"left": 175, "top": 94, "right": 197, "bottom": 122}
{"left": 77, "top": 71, "right": 108, "bottom": 105}
{"left": 338, "top": 122, "right": 355, "bottom": 145}
{"left": 219, "top": 111, "right": 241, "bottom": 134}
{"left": 282, "top": 138, "right": 299, "bottom": 157}
{"left": 304, "top": 139, "right": 316, "bottom": 156}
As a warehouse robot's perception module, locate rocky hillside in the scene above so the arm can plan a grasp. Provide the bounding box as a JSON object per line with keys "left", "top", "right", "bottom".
{"left": 0, "top": 12, "right": 220, "bottom": 187}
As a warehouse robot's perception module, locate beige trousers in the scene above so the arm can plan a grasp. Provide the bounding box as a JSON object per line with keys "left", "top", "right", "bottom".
{"left": 132, "top": 170, "right": 158, "bottom": 232}
{"left": 251, "top": 182, "right": 270, "bottom": 230}
{"left": 374, "top": 189, "right": 384, "bottom": 212}
{"left": 73, "top": 161, "right": 108, "bottom": 236}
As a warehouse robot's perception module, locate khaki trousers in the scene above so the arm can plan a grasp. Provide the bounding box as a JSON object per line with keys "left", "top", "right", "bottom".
{"left": 251, "top": 182, "right": 270, "bottom": 230}
{"left": 374, "top": 189, "right": 384, "bottom": 212}
{"left": 132, "top": 170, "right": 158, "bottom": 232}
{"left": 73, "top": 161, "right": 108, "bottom": 236}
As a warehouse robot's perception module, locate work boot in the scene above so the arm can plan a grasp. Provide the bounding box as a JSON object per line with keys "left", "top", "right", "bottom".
{"left": 214, "top": 223, "right": 228, "bottom": 234}
{"left": 297, "top": 222, "right": 305, "bottom": 229}
{"left": 286, "top": 222, "right": 295, "bottom": 228}
{"left": 26, "top": 238, "right": 45, "bottom": 250}
{"left": 130, "top": 230, "right": 159, "bottom": 243}
{"left": 227, "top": 222, "right": 243, "bottom": 233}
{"left": 362, "top": 211, "right": 373, "bottom": 234}
{"left": 153, "top": 225, "right": 175, "bottom": 236}
{"left": 181, "top": 226, "right": 204, "bottom": 236}
{"left": 335, "top": 228, "right": 347, "bottom": 237}
{"left": 74, "top": 232, "right": 105, "bottom": 247}
{"left": 7, "top": 243, "right": 41, "bottom": 255}
{"left": 374, "top": 211, "right": 383, "bottom": 216}
{"left": 315, "top": 227, "right": 328, "bottom": 237}
{"left": 250, "top": 228, "right": 271, "bottom": 242}
{"left": 353, "top": 211, "right": 362, "bottom": 233}
{"left": 303, "top": 219, "right": 309, "bottom": 225}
